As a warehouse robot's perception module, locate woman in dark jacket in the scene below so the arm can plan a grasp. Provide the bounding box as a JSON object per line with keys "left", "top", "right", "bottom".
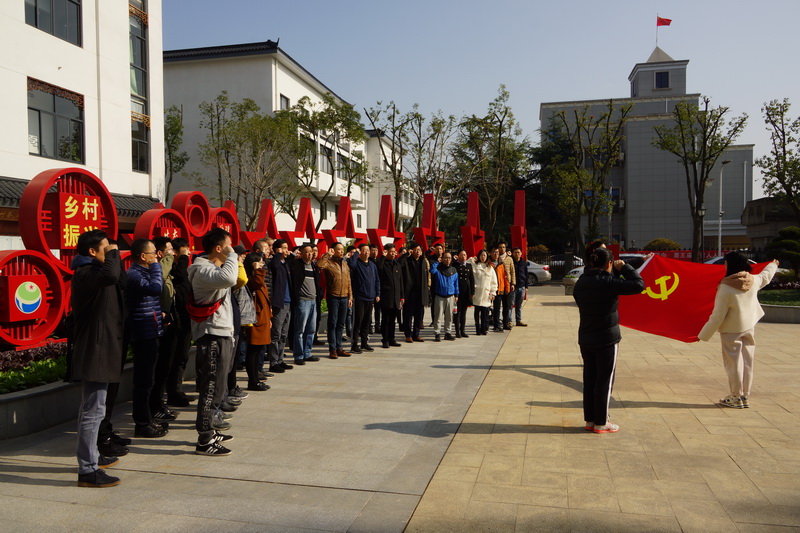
{"left": 244, "top": 253, "right": 272, "bottom": 391}
{"left": 572, "top": 247, "right": 645, "bottom": 434}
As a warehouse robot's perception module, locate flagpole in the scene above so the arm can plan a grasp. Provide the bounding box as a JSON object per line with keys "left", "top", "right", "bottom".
{"left": 656, "top": 13, "right": 659, "bottom": 47}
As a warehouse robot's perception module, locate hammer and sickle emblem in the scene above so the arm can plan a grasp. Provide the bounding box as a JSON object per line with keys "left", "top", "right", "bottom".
{"left": 643, "top": 273, "right": 680, "bottom": 301}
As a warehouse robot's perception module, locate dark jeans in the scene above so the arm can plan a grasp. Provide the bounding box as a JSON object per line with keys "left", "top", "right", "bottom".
{"left": 403, "top": 301, "right": 424, "bottom": 339}
{"left": 268, "top": 306, "right": 290, "bottom": 366}
{"left": 381, "top": 306, "right": 400, "bottom": 343}
{"left": 131, "top": 337, "right": 159, "bottom": 426}
{"left": 246, "top": 340, "right": 266, "bottom": 388}
{"left": 474, "top": 306, "right": 490, "bottom": 334}
{"left": 150, "top": 322, "right": 177, "bottom": 414}
{"left": 195, "top": 335, "right": 234, "bottom": 441}
{"left": 502, "top": 291, "right": 513, "bottom": 326}
{"left": 455, "top": 295, "right": 470, "bottom": 335}
{"left": 166, "top": 320, "right": 192, "bottom": 398}
{"left": 514, "top": 287, "right": 526, "bottom": 323}
{"left": 352, "top": 299, "right": 374, "bottom": 346}
{"left": 581, "top": 343, "right": 618, "bottom": 426}
{"left": 77, "top": 381, "right": 107, "bottom": 475}
{"left": 327, "top": 296, "right": 349, "bottom": 351}
{"left": 492, "top": 294, "right": 504, "bottom": 329}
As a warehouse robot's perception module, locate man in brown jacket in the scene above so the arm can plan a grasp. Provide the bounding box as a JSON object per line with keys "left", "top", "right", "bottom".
{"left": 497, "top": 242, "right": 516, "bottom": 330}
{"left": 316, "top": 242, "right": 353, "bottom": 358}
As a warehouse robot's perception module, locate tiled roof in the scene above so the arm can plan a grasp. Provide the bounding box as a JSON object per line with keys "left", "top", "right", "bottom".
{"left": 0, "top": 175, "right": 159, "bottom": 217}
{"left": 163, "top": 40, "right": 280, "bottom": 62}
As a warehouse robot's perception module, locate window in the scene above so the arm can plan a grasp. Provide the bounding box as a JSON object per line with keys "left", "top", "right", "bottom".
{"left": 630, "top": 79, "right": 637, "bottom": 97}
{"left": 280, "top": 94, "right": 290, "bottom": 110}
{"left": 655, "top": 71, "right": 670, "bottom": 89}
{"left": 319, "top": 147, "right": 333, "bottom": 175}
{"left": 357, "top": 214, "right": 362, "bottom": 227}
{"left": 27, "top": 78, "right": 84, "bottom": 163}
{"left": 130, "top": 3, "right": 149, "bottom": 172}
{"left": 25, "top": 0, "right": 82, "bottom": 46}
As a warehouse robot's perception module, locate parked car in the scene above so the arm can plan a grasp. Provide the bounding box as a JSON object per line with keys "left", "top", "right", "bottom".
{"left": 549, "top": 254, "right": 584, "bottom": 267}
{"left": 562, "top": 266, "right": 584, "bottom": 287}
{"left": 563, "top": 253, "right": 648, "bottom": 286}
{"left": 526, "top": 261, "right": 551, "bottom": 285}
{"left": 704, "top": 255, "right": 789, "bottom": 274}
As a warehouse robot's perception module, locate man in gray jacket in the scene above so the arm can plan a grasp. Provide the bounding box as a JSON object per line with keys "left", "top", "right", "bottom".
{"left": 188, "top": 228, "right": 238, "bottom": 455}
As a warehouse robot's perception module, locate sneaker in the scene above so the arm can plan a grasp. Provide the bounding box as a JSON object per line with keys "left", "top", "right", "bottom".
{"left": 212, "top": 415, "right": 232, "bottom": 431}
{"left": 350, "top": 345, "right": 363, "bottom": 354}
{"left": 229, "top": 386, "right": 249, "bottom": 399}
{"left": 719, "top": 395, "right": 744, "bottom": 409}
{"left": 97, "top": 438, "right": 129, "bottom": 457}
{"left": 97, "top": 455, "right": 119, "bottom": 469}
{"left": 226, "top": 396, "right": 243, "bottom": 406}
{"left": 247, "top": 382, "right": 270, "bottom": 391}
{"left": 195, "top": 440, "right": 232, "bottom": 456}
{"left": 434, "top": 334, "right": 441, "bottom": 342}
{"left": 220, "top": 401, "right": 238, "bottom": 412}
{"left": 593, "top": 423, "right": 619, "bottom": 434}
{"left": 212, "top": 431, "right": 234, "bottom": 443}
{"left": 153, "top": 409, "right": 177, "bottom": 423}
{"left": 280, "top": 361, "right": 294, "bottom": 370}
{"left": 78, "top": 469, "right": 121, "bottom": 488}
{"left": 584, "top": 422, "right": 595, "bottom": 431}
{"left": 217, "top": 410, "right": 233, "bottom": 420}
{"left": 134, "top": 422, "right": 168, "bottom": 438}
{"left": 740, "top": 396, "right": 750, "bottom": 408}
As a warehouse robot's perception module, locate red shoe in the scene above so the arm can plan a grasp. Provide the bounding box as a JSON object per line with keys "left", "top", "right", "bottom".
{"left": 593, "top": 423, "right": 619, "bottom": 434}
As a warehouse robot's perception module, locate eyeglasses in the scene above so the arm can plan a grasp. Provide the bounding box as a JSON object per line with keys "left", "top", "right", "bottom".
{"left": 143, "top": 251, "right": 156, "bottom": 255}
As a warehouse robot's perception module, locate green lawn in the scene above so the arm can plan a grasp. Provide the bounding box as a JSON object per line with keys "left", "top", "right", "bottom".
{"left": 759, "top": 290, "right": 800, "bottom": 307}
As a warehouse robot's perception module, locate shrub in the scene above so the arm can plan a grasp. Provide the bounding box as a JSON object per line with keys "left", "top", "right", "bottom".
{"left": 528, "top": 244, "right": 550, "bottom": 255}
{"left": 0, "top": 342, "right": 68, "bottom": 372}
{"left": 0, "top": 355, "right": 68, "bottom": 394}
{"left": 766, "top": 226, "right": 800, "bottom": 269}
{"left": 644, "top": 238, "right": 681, "bottom": 251}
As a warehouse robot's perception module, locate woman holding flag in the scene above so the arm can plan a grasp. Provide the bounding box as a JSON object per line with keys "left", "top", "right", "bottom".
{"left": 573, "top": 247, "right": 645, "bottom": 434}
{"left": 698, "top": 252, "right": 779, "bottom": 409}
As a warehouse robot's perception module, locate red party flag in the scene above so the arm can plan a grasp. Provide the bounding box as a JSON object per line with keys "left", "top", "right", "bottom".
{"left": 657, "top": 17, "right": 672, "bottom": 26}
{"left": 618, "top": 255, "right": 770, "bottom": 343}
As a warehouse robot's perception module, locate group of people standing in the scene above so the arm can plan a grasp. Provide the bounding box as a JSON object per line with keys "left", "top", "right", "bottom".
{"left": 68, "top": 226, "right": 531, "bottom": 487}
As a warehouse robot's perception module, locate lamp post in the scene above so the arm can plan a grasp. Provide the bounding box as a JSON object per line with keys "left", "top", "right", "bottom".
{"left": 699, "top": 205, "right": 706, "bottom": 261}
{"left": 717, "top": 160, "right": 731, "bottom": 257}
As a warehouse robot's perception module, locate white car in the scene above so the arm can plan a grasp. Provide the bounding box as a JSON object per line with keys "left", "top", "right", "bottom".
{"left": 526, "top": 261, "right": 551, "bottom": 285}
{"left": 562, "top": 266, "right": 584, "bottom": 286}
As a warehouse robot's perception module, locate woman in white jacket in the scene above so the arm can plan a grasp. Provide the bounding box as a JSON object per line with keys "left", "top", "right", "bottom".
{"left": 468, "top": 250, "right": 498, "bottom": 335}
{"left": 698, "top": 251, "right": 779, "bottom": 409}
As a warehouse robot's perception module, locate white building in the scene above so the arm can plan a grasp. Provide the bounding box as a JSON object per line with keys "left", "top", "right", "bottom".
{"left": 364, "top": 130, "right": 415, "bottom": 230}
{"left": 163, "top": 40, "right": 368, "bottom": 233}
{"left": 0, "top": 0, "right": 165, "bottom": 244}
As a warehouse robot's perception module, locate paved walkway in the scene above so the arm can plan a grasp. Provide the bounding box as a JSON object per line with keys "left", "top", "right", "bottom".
{"left": 0, "top": 285, "right": 798, "bottom": 532}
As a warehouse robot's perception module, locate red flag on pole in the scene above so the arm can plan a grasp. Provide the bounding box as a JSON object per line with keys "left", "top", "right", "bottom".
{"left": 618, "top": 255, "right": 770, "bottom": 343}
{"left": 657, "top": 17, "right": 672, "bottom": 26}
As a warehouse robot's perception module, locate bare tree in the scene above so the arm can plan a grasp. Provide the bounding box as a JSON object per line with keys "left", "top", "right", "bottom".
{"left": 755, "top": 98, "right": 800, "bottom": 225}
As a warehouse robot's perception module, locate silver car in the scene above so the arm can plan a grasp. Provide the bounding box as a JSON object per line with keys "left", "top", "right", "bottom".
{"left": 526, "top": 261, "right": 551, "bottom": 285}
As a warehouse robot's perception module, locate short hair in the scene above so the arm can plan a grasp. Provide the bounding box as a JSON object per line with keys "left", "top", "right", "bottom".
{"left": 724, "top": 251, "right": 751, "bottom": 276}
{"left": 434, "top": 243, "right": 444, "bottom": 248}
{"left": 152, "top": 236, "right": 171, "bottom": 252}
{"left": 253, "top": 239, "right": 268, "bottom": 251}
{"left": 589, "top": 247, "right": 614, "bottom": 269}
{"left": 497, "top": 241, "right": 507, "bottom": 247}
{"left": 511, "top": 247, "right": 522, "bottom": 253}
{"left": 131, "top": 238, "right": 152, "bottom": 259}
{"left": 299, "top": 243, "right": 313, "bottom": 253}
{"left": 331, "top": 242, "right": 344, "bottom": 250}
{"left": 457, "top": 249, "right": 468, "bottom": 256}
{"left": 407, "top": 241, "right": 420, "bottom": 250}
{"left": 369, "top": 243, "right": 378, "bottom": 250}
{"left": 76, "top": 229, "right": 107, "bottom": 256}
{"left": 201, "top": 227, "right": 231, "bottom": 254}
{"left": 383, "top": 243, "right": 395, "bottom": 252}
{"left": 490, "top": 246, "right": 500, "bottom": 253}
{"left": 171, "top": 237, "right": 189, "bottom": 250}
{"left": 358, "top": 242, "right": 370, "bottom": 251}
{"left": 346, "top": 245, "right": 356, "bottom": 253}
{"left": 442, "top": 251, "right": 452, "bottom": 257}
{"left": 272, "top": 239, "right": 287, "bottom": 252}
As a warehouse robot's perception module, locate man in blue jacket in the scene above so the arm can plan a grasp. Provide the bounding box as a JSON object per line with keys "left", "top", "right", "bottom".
{"left": 125, "top": 238, "right": 165, "bottom": 438}
{"left": 430, "top": 251, "right": 459, "bottom": 342}
{"left": 347, "top": 243, "right": 380, "bottom": 353}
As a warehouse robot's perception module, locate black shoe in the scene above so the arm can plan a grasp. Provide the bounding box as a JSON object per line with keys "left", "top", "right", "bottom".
{"left": 220, "top": 401, "right": 238, "bottom": 412}
{"left": 109, "top": 432, "right": 131, "bottom": 446}
{"left": 388, "top": 341, "right": 401, "bottom": 347}
{"left": 97, "top": 438, "right": 129, "bottom": 457}
{"left": 313, "top": 339, "right": 327, "bottom": 346}
{"left": 78, "top": 469, "right": 120, "bottom": 488}
{"left": 212, "top": 431, "right": 234, "bottom": 443}
{"left": 97, "top": 455, "right": 119, "bottom": 469}
{"left": 134, "top": 422, "right": 168, "bottom": 438}
{"left": 153, "top": 408, "right": 177, "bottom": 422}
{"left": 382, "top": 341, "right": 390, "bottom": 349}
{"left": 235, "top": 363, "right": 245, "bottom": 371}
{"left": 351, "top": 345, "right": 363, "bottom": 354}
{"left": 269, "top": 365, "right": 286, "bottom": 374}
{"left": 461, "top": 332, "right": 469, "bottom": 338}
{"left": 247, "top": 382, "right": 270, "bottom": 391}
{"left": 294, "top": 359, "right": 306, "bottom": 365}
{"left": 229, "top": 386, "right": 249, "bottom": 399}
{"left": 263, "top": 372, "right": 274, "bottom": 378}
{"left": 166, "top": 394, "right": 191, "bottom": 407}
{"left": 306, "top": 356, "right": 320, "bottom": 362}
{"left": 444, "top": 333, "right": 455, "bottom": 341}
{"left": 195, "top": 440, "right": 232, "bottom": 456}
{"left": 226, "top": 396, "right": 243, "bottom": 406}
{"left": 434, "top": 334, "right": 441, "bottom": 342}
{"left": 493, "top": 327, "right": 504, "bottom": 333}
{"left": 361, "top": 344, "right": 374, "bottom": 352}
{"left": 280, "top": 361, "right": 294, "bottom": 370}
{"left": 258, "top": 371, "right": 269, "bottom": 380}
{"left": 455, "top": 332, "right": 462, "bottom": 338}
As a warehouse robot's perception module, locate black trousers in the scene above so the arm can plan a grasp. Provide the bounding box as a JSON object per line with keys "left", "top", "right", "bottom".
{"left": 352, "top": 299, "right": 374, "bottom": 346}
{"left": 580, "top": 343, "right": 618, "bottom": 426}
{"left": 502, "top": 292, "right": 513, "bottom": 327}
{"left": 131, "top": 337, "right": 159, "bottom": 426}
{"left": 473, "top": 306, "right": 490, "bottom": 334}
{"left": 492, "top": 294, "right": 504, "bottom": 329}
{"left": 455, "top": 295, "right": 470, "bottom": 335}
{"left": 166, "top": 319, "right": 192, "bottom": 398}
{"left": 403, "top": 301, "right": 424, "bottom": 339}
{"left": 150, "top": 322, "right": 177, "bottom": 414}
{"left": 381, "top": 306, "right": 400, "bottom": 343}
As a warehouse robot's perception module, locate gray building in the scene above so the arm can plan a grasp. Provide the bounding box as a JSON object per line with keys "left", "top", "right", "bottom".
{"left": 540, "top": 47, "right": 754, "bottom": 251}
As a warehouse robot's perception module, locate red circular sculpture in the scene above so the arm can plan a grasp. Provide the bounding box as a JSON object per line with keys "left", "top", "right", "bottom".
{"left": 134, "top": 208, "right": 191, "bottom": 243}
{"left": 19, "top": 168, "right": 118, "bottom": 277}
{"left": 0, "top": 250, "right": 65, "bottom": 347}
{"left": 209, "top": 206, "right": 241, "bottom": 245}
{"left": 170, "top": 191, "right": 211, "bottom": 238}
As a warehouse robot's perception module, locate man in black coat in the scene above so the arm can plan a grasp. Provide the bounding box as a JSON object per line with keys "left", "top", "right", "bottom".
{"left": 399, "top": 242, "right": 430, "bottom": 342}
{"left": 454, "top": 250, "right": 475, "bottom": 338}
{"left": 70, "top": 229, "right": 124, "bottom": 488}
{"left": 376, "top": 243, "right": 405, "bottom": 348}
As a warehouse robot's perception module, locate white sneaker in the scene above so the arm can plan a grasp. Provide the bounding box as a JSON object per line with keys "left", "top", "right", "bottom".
{"left": 719, "top": 395, "right": 744, "bottom": 409}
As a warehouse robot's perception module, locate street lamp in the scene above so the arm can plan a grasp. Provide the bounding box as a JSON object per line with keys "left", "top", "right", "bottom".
{"left": 699, "top": 205, "right": 706, "bottom": 261}
{"left": 718, "top": 160, "right": 731, "bottom": 256}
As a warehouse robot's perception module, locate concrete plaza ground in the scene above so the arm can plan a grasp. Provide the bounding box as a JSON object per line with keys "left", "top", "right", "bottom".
{"left": 0, "top": 284, "right": 798, "bottom": 532}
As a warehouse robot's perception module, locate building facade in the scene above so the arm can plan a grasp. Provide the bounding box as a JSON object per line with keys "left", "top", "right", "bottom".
{"left": 0, "top": 1, "right": 165, "bottom": 245}
{"left": 364, "top": 130, "right": 415, "bottom": 230}
{"left": 540, "top": 47, "right": 754, "bottom": 251}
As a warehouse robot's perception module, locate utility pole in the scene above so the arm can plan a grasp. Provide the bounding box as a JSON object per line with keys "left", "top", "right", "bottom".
{"left": 717, "top": 160, "right": 731, "bottom": 256}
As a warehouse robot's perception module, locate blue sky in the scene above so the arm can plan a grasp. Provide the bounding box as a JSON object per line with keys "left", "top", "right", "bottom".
{"left": 162, "top": 0, "right": 800, "bottom": 195}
